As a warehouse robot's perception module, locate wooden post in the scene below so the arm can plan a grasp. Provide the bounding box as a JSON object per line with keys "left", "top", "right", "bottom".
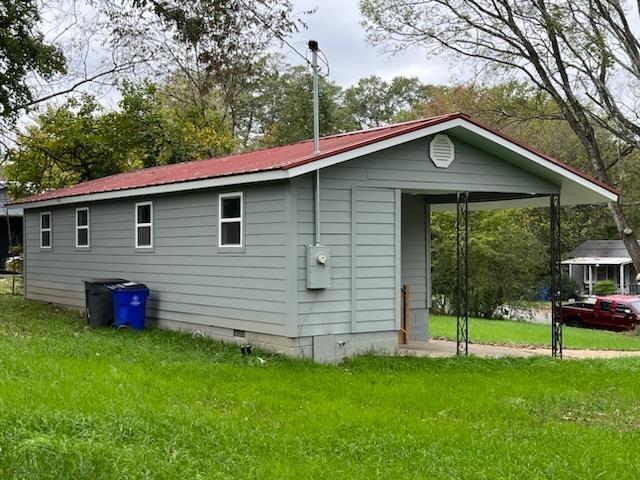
{"left": 400, "top": 285, "right": 409, "bottom": 344}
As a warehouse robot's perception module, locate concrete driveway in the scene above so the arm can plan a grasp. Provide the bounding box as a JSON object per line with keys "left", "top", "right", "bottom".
{"left": 400, "top": 340, "right": 640, "bottom": 359}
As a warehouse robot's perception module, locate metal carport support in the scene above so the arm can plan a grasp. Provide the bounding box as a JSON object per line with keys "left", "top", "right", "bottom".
{"left": 456, "top": 191, "right": 469, "bottom": 356}
{"left": 454, "top": 191, "right": 563, "bottom": 358}
{"left": 550, "top": 194, "right": 563, "bottom": 358}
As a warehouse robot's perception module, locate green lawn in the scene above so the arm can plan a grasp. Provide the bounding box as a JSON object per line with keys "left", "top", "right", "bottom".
{"left": 3, "top": 287, "right": 640, "bottom": 478}
{"left": 430, "top": 314, "right": 640, "bottom": 351}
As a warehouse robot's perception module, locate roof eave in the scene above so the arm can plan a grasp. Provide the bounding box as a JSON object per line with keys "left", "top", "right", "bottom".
{"left": 14, "top": 115, "right": 618, "bottom": 208}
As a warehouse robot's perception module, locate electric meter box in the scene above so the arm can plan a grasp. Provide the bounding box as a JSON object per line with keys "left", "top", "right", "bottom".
{"left": 306, "top": 245, "right": 331, "bottom": 289}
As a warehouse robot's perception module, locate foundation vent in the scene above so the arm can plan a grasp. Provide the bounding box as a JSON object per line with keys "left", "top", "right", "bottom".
{"left": 429, "top": 133, "right": 455, "bottom": 168}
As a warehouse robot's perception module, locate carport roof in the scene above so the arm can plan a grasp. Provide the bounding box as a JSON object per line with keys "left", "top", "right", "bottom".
{"left": 12, "top": 112, "right": 619, "bottom": 208}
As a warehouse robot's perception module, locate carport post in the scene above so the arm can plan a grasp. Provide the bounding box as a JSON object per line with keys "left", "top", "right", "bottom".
{"left": 620, "top": 264, "right": 625, "bottom": 293}
{"left": 550, "top": 194, "right": 563, "bottom": 358}
{"left": 456, "top": 191, "right": 469, "bottom": 356}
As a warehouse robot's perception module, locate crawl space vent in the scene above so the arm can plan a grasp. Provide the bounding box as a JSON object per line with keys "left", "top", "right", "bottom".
{"left": 429, "top": 133, "right": 455, "bottom": 168}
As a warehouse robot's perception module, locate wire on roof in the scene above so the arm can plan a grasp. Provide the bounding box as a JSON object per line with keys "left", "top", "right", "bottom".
{"left": 237, "top": 0, "right": 312, "bottom": 67}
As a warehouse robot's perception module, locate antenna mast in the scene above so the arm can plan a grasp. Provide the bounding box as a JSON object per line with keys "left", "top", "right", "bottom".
{"left": 308, "top": 40, "right": 320, "bottom": 154}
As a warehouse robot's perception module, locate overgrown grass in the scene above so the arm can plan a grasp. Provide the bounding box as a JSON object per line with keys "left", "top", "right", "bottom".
{"left": 430, "top": 314, "right": 640, "bottom": 351}
{"left": 2, "top": 286, "right": 640, "bottom": 478}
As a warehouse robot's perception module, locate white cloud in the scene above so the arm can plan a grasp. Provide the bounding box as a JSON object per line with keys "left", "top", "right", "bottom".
{"left": 276, "top": 0, "right": 473, "bottom": 87}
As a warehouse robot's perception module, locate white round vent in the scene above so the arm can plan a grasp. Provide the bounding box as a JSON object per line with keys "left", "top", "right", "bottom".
{"left": 429, "top": 134, "right": 455, "bottom": 168}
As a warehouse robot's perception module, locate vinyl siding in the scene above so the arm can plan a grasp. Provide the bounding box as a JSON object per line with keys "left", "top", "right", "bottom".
{"left": 401, "top": 194, "right": 427, "bottom": 310}
{"left": 24, "top": 183, "right": 292, "bottom": 336}
{"left": 296, "top": 134, "right": 559, "bottom": 337}
{"left": 23, "top": 132, "right": 561, "bottom": 341}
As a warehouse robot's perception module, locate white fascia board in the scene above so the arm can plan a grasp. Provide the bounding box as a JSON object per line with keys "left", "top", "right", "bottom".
{"left": 456, "top": 122, "right": 618, "bottom": 203}
{"left": 18, "top": 117, "right": 616, "bottom": 209}
{"left": 18, "top": 169, "right": 289, "bottom": 209}
{"left": 288, "top": 118, "right": 617, "bottom": 203}
{"left": 286, "top": 119, "right": 464, "bottom": 177}
{"left": 562, "top": 257, "right": 632, "bottom": 265}
{"left": 17, "top": 120, "right": 462, "bottom": 210}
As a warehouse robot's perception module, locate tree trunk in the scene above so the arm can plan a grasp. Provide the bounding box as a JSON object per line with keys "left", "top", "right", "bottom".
{"left": 607, "top": 201, "right": 640, "bottom": 275}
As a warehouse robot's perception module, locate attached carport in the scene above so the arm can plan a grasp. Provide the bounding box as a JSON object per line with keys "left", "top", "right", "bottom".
{"left": 395, "top": 116, "right": 620, "bottom": 358}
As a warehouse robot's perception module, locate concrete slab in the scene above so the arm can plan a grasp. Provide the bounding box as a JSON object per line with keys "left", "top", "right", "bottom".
{"left": 399, "top": 339, "right": 640, "bottom": 359}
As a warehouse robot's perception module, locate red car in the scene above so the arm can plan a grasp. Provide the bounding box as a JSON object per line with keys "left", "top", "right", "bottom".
{"left": 562, "top": 295, "right": 640, "bottom": 331}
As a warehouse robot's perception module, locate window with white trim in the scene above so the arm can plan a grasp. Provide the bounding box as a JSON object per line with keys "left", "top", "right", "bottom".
{"left": 135, "top": 202, "right": 153, "bottom": 248}
{"left": 219, "top": 192, "right": 243, "bottom": 247}
{"left": 40, "top": 212, "right": 52, "bottom": 248}
{"left": 76, "top": 207, "right": 90, "bottom": 247}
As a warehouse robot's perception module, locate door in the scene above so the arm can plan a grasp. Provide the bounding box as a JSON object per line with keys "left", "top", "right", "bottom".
{"left": 596, "top": 300, "right": 614, "bottom": 328}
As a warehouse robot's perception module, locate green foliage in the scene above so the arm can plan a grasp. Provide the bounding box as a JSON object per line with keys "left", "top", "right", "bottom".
{"left": 432, "top": 209, "right": 547, "bottom": 318}
{"left": 561, "top": 276, "right": 582, "bottom": 301}
{"left": 342, "top": 75, "right": 429, "bottom": 128}
{"left": 594, "top": 280, "right": 617, "bottom": 296}
{"left": 429, "top": 314, "right": 640, "bottom": 351}
{"left": 257, "top": 65, "right": 355, "bottom": 147}
{"left": 0, "top": 0, "right": 65, "bottom": 118}
{"left": 6, "top": 82, "right": 233, "bottom": 198}
{"left": 128, "top": 0, "right": 297, "bottom": 82}
{"left": 2, "top": 290, "right": 640, "bottom": 478}
{"left": 5, "top": 244, "right": 23, "bottom": 273}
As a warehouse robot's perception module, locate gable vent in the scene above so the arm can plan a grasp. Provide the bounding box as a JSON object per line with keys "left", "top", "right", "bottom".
{"left": 429, "top": 133, "right": 455, "bottom": 168}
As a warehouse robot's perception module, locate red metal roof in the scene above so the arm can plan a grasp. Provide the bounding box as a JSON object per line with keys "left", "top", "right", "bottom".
{"left": 13, "top": 112, "right": 618, "bottom": 204}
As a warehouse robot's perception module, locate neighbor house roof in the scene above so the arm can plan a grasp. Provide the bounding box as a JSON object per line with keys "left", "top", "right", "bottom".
{"left": 0, "top": 182, "right": 22, "bottom": 216}
{"left": 562, "top": 240, "right": 633, "bottom": 265}
{"left": 12, "top": 112, "right": 619, "bottom": 208}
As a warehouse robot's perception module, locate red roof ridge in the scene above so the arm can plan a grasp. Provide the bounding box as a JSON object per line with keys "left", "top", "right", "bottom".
{"left": 289, "top": 113, "right": 462, "bottom": 144}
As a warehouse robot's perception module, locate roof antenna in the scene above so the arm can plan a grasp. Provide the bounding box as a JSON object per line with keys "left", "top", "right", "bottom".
{"left": 308, "top": 40, "right": 320, "bottom": 154}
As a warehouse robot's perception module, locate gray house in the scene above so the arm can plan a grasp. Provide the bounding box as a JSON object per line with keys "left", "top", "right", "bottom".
{"left": 563, "top": 240, "right": 638, "bottom": 295}
{"left": 13, "top": 113, "right": 618, "bottom": 361}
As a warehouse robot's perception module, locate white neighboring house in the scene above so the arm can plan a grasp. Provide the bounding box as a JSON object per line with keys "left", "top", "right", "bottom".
{"left": 563, "top": 240, "right": 638, "bottom": 295}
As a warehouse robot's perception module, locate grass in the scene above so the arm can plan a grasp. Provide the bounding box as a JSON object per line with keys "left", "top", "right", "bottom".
{"left": 430, "top": 314, "right": 640, "bottom": 351}
{"left": 3, "top": 282, "right": 640, "bottom": 478}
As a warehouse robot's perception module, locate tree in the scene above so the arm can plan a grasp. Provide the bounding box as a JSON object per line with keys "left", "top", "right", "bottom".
{"left": 6, "top": 82, "right": 233, "bottom": 197}
{"left": 361, "top": 0, "right": 640, "bottom": 272}
{"left": 432, "top": 209, "right": 546, "bottom": 317}
{"left": 343, "top": 75, "right": 429, "bottom": 128}
{"left": 0, "top": 0, "right": 65, "bottom": 120}
{"left": 256, "top": 65, "right": 354, "bottom": 147}
{"left": 106, "top": 0, "right": 304, "bottom": 138}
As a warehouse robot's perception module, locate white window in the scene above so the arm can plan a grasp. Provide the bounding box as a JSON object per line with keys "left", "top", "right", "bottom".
{"left": 75, "top": 207, "right": 90, "bottom": 248}
{"left": 135, "top": 202, "right": 153, "bottom": 248}
{"left": 218, "top": 192, "right": 243, "bottom": 247}
{"left": 40, "top": 212, "right": 52, "bottom": 249}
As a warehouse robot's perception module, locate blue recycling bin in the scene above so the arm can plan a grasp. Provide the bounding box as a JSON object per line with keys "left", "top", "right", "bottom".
{"left": 109, "top": 282, "right": 150, "bottom": 330}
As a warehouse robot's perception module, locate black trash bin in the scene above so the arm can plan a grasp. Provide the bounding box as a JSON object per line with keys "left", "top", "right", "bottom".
{"left": 84, "top": 278, "right": 126, "bottom": 327}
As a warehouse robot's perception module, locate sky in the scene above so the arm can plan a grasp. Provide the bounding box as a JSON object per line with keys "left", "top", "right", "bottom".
{"left": 275, "top": 0, "right": 468, "bottom": 87}
{"left": 30, "top": 0, "right": 474, "bottom": 114}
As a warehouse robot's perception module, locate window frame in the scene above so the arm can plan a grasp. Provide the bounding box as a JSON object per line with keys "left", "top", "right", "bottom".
{"left": 218, "top": 192, "right": 243, "bottom": 248}
{"left": 75, "top": 207, "right": 90, "bottom": 248}
{"left": 135, "top": 201, "right": 153, "bottom": 249}
{"left": 40, "top": 211, "right": 52, "bottom": 249}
